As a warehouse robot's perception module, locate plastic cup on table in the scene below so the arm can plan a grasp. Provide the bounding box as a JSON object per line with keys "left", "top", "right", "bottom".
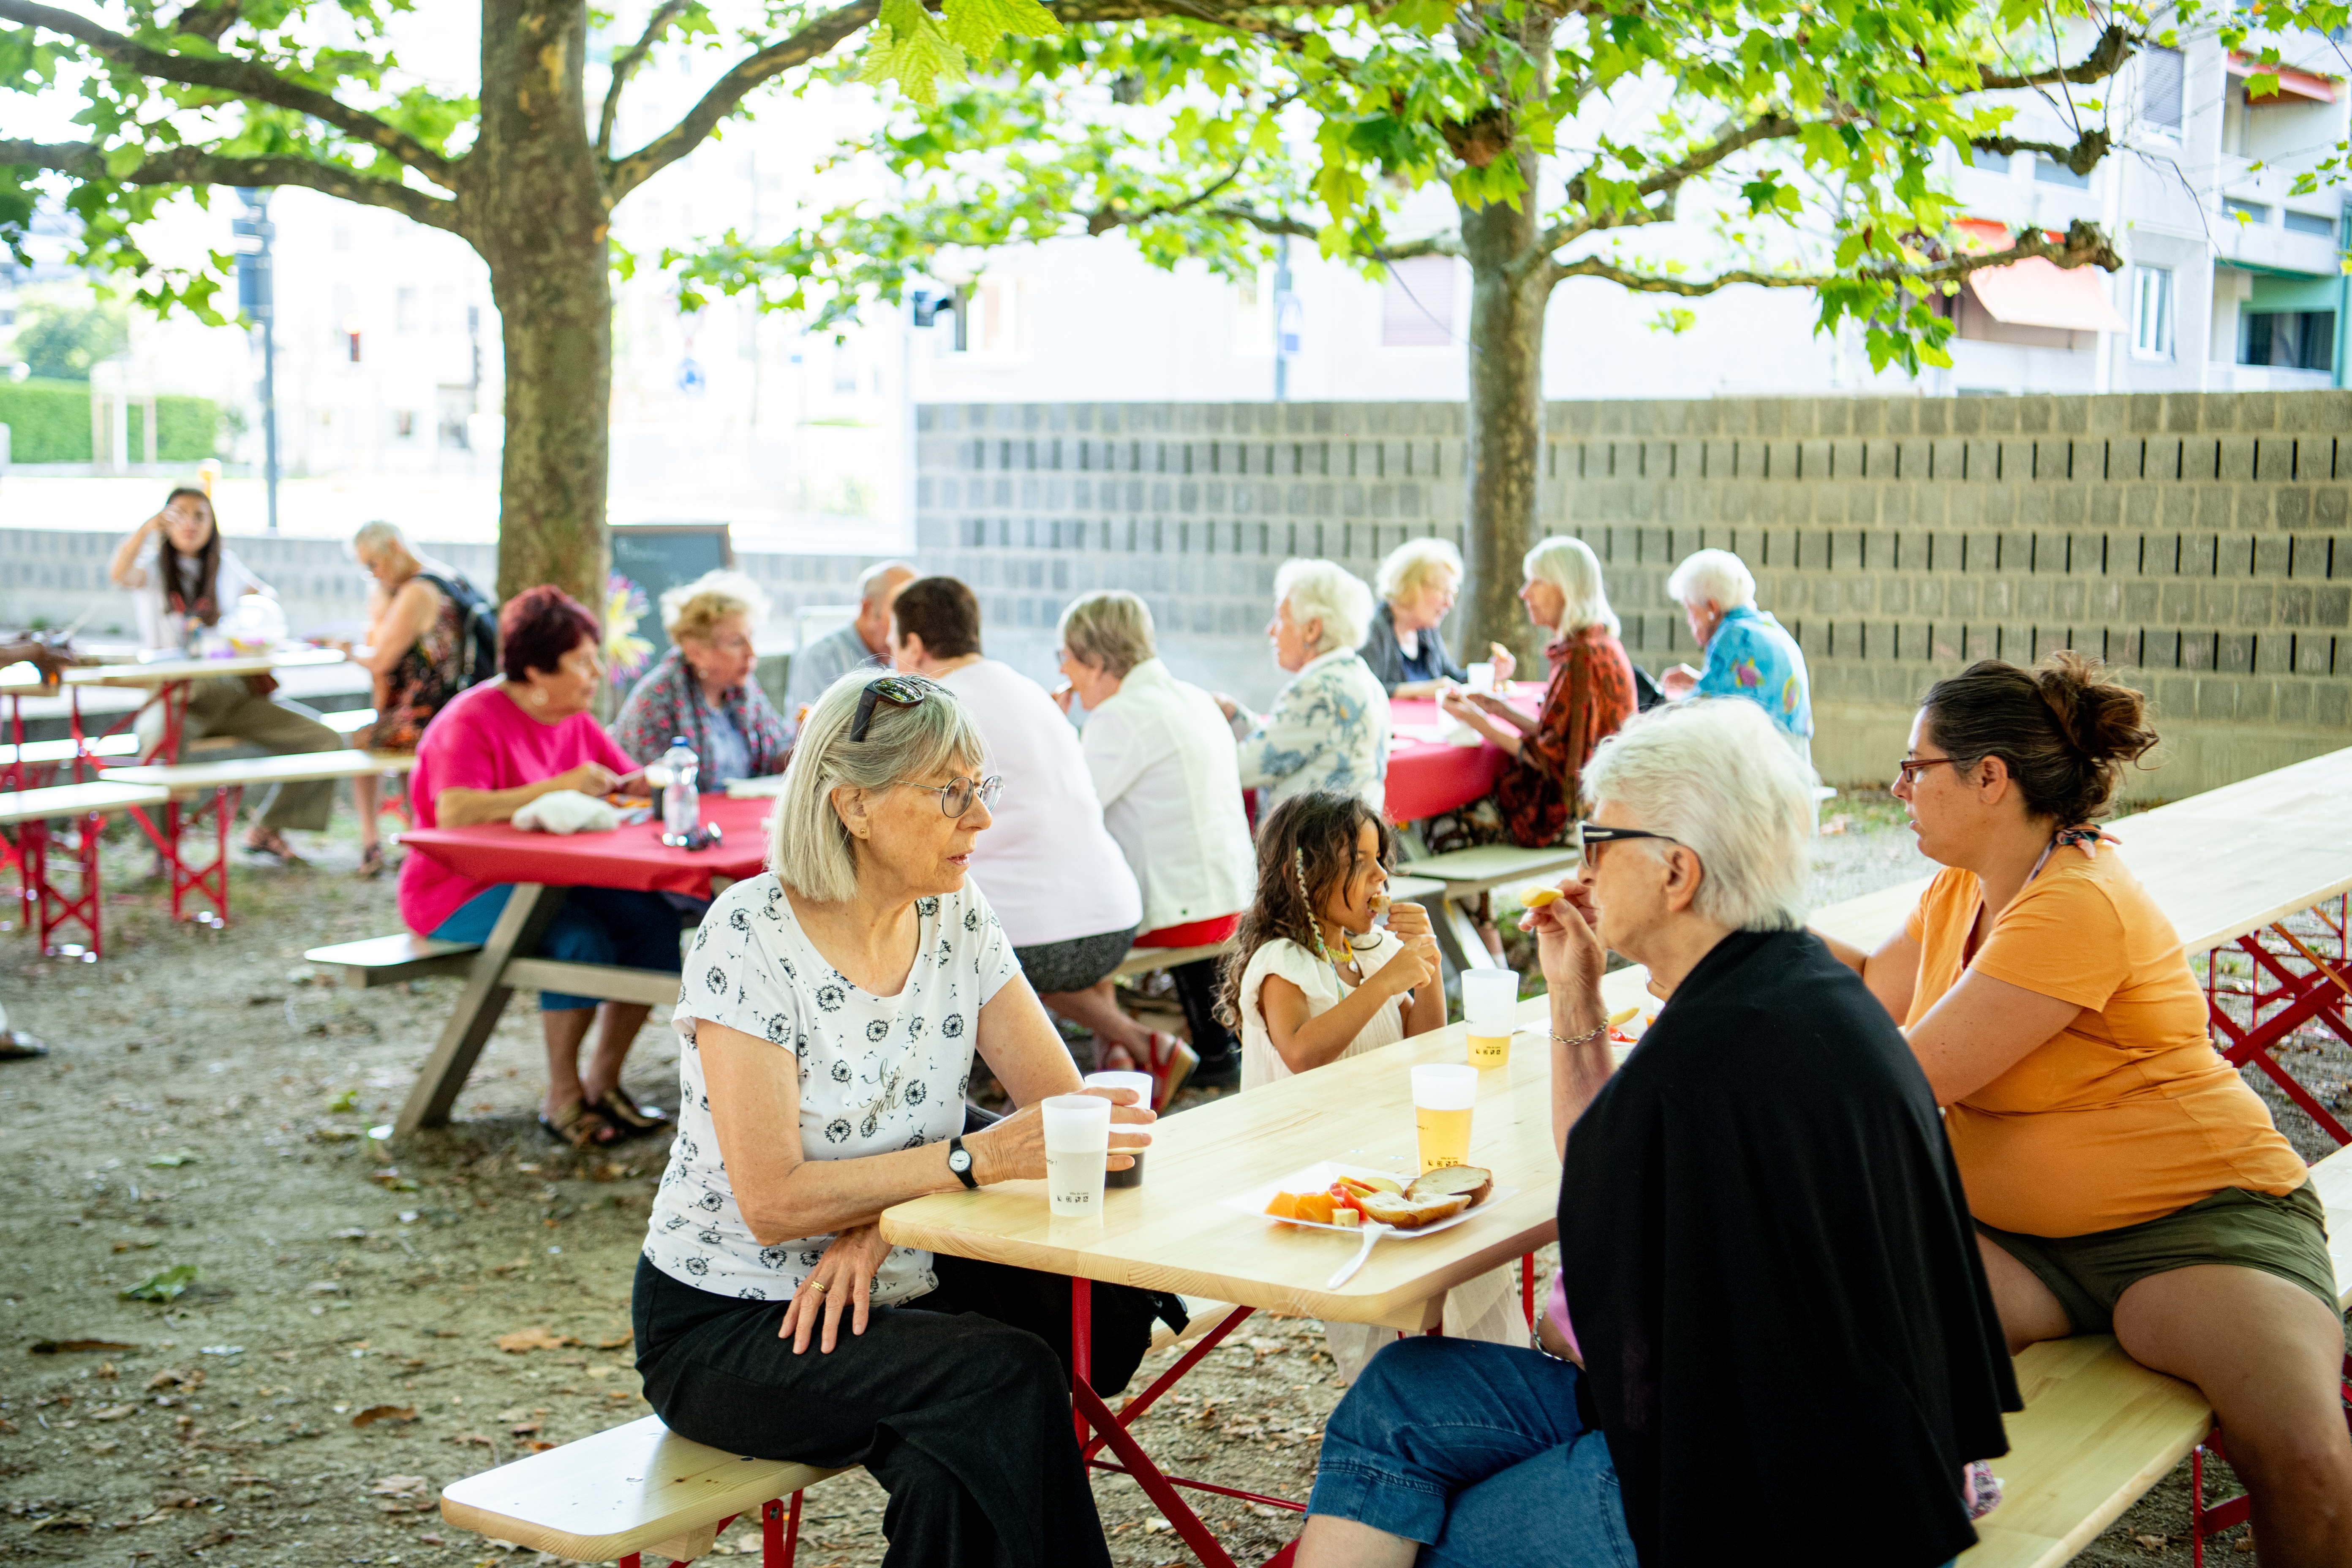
{"left": 1041, "top": 1094, "right": 1113, "bottom": 1217}
{"left": 1460, "top": 969, "right": 1518, "bottom": 1070}
{"left": 1082, "top": 1071, "right": 1154, "bottom": 1189}
{"left": 1465, "top": 661, "right": 1496, "bottom": 695}
{"left": 1411, "top": 1063, "right": 1478, "bottom": 1174}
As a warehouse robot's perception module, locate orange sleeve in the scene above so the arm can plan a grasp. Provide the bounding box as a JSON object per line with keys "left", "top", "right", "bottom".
{"left": 1903, "top": 900, "right": 1926, "bottom": 943}
{"left": 1968, "top": 873, "right": 2132, "bottom": 1012}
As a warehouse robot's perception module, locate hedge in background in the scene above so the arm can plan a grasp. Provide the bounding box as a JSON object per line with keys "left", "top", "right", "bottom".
{"left": 0, "top": 378, "right": 223, "bottom": 463}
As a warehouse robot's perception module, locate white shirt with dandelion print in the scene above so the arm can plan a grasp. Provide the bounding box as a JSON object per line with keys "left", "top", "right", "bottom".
{"left": 643, "top": 871, "right": 1021, "bottom": 1305}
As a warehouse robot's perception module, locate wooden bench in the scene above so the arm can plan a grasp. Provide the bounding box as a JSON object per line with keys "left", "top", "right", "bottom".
{"left": 1393, "top": 843, "right": 1581, "bottom": 973}
{"left": 0, "top": 732, "right": 139, "bottom": 769}
{"left": 1108, "top": 940, "right": 1230, "bottom": 981}
{"left": 0, "top": 780, "right": 173, "bottom": 957}
{"left": 103, "top": 746, "right": 416, "bottom": 796}
{"left": 304, "top": 933, "right": 482, "bottom": 987}
{"left": 437, "top": 1298, "right": 1244, "bottom": 1565}
{"left": 1957, "top": 1143, "right": 2352, "bottom": 1566}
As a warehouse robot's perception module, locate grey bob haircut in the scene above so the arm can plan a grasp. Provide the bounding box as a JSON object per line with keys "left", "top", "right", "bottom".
{"left": 768, "top": 670, "right": 988, "bottom": 904}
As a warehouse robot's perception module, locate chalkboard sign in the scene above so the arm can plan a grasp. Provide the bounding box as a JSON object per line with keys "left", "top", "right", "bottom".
{"left": 609, "top": 522, "right": 733, "bottom": 677}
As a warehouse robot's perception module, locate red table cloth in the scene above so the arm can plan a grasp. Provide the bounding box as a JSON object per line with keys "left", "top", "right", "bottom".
{"left": 397, "top": 793, "right": 772, "bottom": 898}
{"left": 1384, "top": 694, "right": 1540, "bottom": 825}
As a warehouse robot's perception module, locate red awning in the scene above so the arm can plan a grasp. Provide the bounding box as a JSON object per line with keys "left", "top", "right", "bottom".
{"left": 2229, "top": 52, "right": 2340, "bottom": 104}
{"left": 1966, "top": 256, "right": 2128, "bottom": 333}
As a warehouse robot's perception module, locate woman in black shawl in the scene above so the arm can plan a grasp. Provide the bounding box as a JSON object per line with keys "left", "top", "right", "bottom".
{"left": 1296, "top": 698, "right": 2018, "bottom": 1568}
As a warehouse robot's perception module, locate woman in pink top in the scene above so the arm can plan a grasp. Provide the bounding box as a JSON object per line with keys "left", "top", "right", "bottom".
{"left": 397, "top": 587, "right": 669, "bottom": 1150}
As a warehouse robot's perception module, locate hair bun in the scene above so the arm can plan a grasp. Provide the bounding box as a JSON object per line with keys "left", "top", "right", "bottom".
{"left": 2031, "top": 652, "right": 2157, "bottom": 767}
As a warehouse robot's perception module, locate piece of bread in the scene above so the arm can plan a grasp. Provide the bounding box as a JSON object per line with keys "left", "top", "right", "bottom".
{"left": 1358, "top": 1190, "right": 1472, "bottom": 1230}
{"left": 1407, "top": 1165, "right": 1494, "bottom": 1208}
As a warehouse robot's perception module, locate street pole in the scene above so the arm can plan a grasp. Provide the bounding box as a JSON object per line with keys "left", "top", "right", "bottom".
{"left": 1273, "top": 232, "right": 1292, "bottom": 402}
{"left": 232, "top": 188, "right": 280, "bottom": 533}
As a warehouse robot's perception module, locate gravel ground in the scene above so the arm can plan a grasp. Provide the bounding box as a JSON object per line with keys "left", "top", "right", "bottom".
{"left": 2, "top": 799, "right": 2341, "bottom": 1567}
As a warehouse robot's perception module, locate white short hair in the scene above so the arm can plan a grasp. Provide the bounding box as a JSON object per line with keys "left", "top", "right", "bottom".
{"left": 1375, "top": 537, "right": 1463, "bottom": 605}
{"left": 1057, "top": 591, "right": 1157, "bottom": 678}
{"left": 1665, "top": 549, "right": 1756, "bottom": 611}
{"left": 1274, "top": 558, "right": 1374, "bottom": 656}
{"left": 768, "top": 670, "right": 988, "bottom": 905}
{"left": 858, "top": 559, "right": 917, "bottom": 605}
{"left": 1581, "top": 698, "right": 1813, "bottom": 931}
{"left": 351, "top": 520, "right": 408, "bottom": 557}
{"left": 1523, "top": 536, "right": 1620, "bottom": 637}
{"left": 659, "top": 569, "right": 770, "bottom": 641}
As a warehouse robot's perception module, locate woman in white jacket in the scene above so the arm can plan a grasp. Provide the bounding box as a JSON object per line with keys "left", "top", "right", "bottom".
{"left": 1056, "top": 592, "right": 1256, "bottom": 1091}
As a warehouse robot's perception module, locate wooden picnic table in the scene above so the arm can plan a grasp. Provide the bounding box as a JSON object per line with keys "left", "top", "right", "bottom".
{"left": 390, "top": 794, "right": 774, "bottom": 1136}
{"left": 881, "top": 997, "right": 1561, "bottom": 1568}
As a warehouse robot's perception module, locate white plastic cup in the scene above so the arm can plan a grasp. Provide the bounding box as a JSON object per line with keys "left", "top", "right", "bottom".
{"left": 1041, "top": 1094, "right": 1113, "bottom": 1217}
{"left": 1465, "top": 661, "right": 1496, "bottom": 694}
{"left": 1460, "top": 969, "right": 1519, "bottom": 1070}
{"left": 1082, "top": 1072, "right": 1154, "bottom": 1189}
{"left": 1411, "top": 1063, "right": 1479, "bottom": 1173}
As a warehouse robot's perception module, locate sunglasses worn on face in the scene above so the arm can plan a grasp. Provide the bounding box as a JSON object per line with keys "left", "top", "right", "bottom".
{"left": 851, "top": 674, "right": 936, "bottom": 743}
{"left": 1576, "top": 822, "right": 1682, "bottom": 860}
{"left": 898, "top": 774, "right": 1004, "bottom": 818}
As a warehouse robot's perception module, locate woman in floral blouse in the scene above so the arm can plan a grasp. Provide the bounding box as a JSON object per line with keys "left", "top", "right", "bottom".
{"left": 1214, "top": 559, "right": 1392, "bottom": 814}
{"left": 1440, "top": 536, "right": 1637, "bottom": 847}
{"left": 612, "top": 570, "right": 794, "bottom": 786}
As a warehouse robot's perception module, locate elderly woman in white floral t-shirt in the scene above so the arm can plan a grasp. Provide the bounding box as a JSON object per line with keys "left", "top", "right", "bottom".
{"left": 1214, "top": 558, "right": 1393, "bottom": 814}
{"left": 631, "top": 670, "right": 1169, "bottom": 1568}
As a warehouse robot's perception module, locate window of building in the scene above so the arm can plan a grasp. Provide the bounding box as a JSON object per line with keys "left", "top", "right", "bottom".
{"left": 395, "top": 288, "right": 419, "bottom": 332}
{"left": 2240, "top": 310, "right": 2336, "bottom": 371}
{"left": 395, "top": 410, "right": 415, "bottom": 438}
{"left": 2131, "top": 266, "right": 2174, "bottom": 358}
{"left": 2224, "top": 196, "right": 2272, "bottom": 225}
{"left": 2142, "top": 46, "right": 2185, "bottom": 133}
{"left": 2032, "top": 155, "right": 2091, "bottom": 189}
{"left": 1380, "top": 256, "right": 1456, "bottom": 348}
{"left": 1966, "top": 145, "right": 2012, "bottom": 173}
{"left": 2283, "top": 208, "right": 2338, "bottom": 237}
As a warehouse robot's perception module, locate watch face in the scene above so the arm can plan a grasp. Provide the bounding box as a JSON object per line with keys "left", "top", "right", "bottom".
{"left": 948, "top": 1148, "right": 971, "bottom": 1172}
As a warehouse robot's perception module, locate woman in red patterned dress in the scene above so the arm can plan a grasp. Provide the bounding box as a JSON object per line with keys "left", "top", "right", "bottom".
{"left": 1439, "top": 536, "right": 1638, "bottom": 848}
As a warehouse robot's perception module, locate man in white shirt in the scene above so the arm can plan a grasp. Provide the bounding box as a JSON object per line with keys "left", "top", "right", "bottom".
{"left": 781, "top": 559, "right": 915, "bottom": 719}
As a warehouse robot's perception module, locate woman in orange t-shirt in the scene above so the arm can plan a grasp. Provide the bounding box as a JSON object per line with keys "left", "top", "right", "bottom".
{"left": 1817, "top": 654, "right": 2350, "bottom": 1565}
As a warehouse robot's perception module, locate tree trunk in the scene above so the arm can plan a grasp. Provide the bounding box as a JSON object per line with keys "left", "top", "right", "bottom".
{"left": 466, "top": 0, "right": 612, "bottom": 612}
{"left": 1456, "top": 163, "right": 1552, "bottom": 667}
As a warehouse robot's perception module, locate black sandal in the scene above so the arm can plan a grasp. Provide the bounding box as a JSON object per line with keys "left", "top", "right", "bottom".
{"left": 357, "top": 844, "right": 388, "bottom": 879}
{"left": 593, "top": 1085, "right": 672, "bottom": 1139}
{"left": 539, "top": 1101, "right": 621, "bottom": 1149}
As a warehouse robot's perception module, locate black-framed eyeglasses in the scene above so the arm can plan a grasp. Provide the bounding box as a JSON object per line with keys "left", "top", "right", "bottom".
{"left": 1575, "top": 822, "right": 1683, "bottom": 860}
{"left": 896, "top": 774, "right": 1004, "bottom": 818}
{"left": 850, "top": 675, "right": 936, "bottom": 743}
{"left": 1894, "top": 755, "right": 1964, "bottom": 787}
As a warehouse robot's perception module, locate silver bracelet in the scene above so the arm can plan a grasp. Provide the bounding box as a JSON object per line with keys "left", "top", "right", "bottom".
{"left": 1550, "top": 1021, "right": 1608, "bottom": 1050}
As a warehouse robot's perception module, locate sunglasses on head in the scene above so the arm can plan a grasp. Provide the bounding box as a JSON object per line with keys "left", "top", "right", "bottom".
{"left": 850, "top": 674, "right": 937, "bottom": 743}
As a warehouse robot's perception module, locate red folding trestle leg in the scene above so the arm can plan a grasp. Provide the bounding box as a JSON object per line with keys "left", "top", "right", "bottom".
{"left": 13, "top": 810, "right": 111, "bottom": 958}
{"left": 127, "top": 784, "right": 239, "bottom": 928}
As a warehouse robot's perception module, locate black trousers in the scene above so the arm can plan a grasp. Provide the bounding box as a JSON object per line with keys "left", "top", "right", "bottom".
{"left": 633, "top": 1252, "right": 1163, "bottom": 1568}
{"left": 1169, "top": 956, "right": 1238, "bottom": 1064}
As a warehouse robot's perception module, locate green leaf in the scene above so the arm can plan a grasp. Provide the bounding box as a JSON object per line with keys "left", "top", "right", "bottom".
{"left": 940, "top": 0, "right": 1062, "bottom": 61}
{"left": 120, "top": 1264, "right": 198, "bottom": 1303}
{"left": 145, "top": 1151, "right": 199, "bottom": 1168}
{"left": 325, "top": 1088, "right": 358, "bottom": 1113}
{"left": 860, "top": 0, "right": 969, "bottom": 107}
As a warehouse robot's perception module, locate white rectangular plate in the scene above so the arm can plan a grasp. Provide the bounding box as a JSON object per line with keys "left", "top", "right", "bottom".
{"left": 1217, "top": 1161, "right": 1518, "bottom": 1240}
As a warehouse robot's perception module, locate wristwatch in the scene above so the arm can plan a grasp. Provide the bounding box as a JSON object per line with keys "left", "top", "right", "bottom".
{"left": 945, "top": 1135, "right": 978, "bottom": 1190}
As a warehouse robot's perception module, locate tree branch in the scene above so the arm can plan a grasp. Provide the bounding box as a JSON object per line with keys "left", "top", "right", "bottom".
{"left": 0, "top": 137, "right": 460, "bottom": 230}
{"left": 607, "top": 0, "right": 1306, "bottom": 204}
{"left": 1971, "top": 127, "right": 2110, "bottom": 175}
{"left": 1979, "top": 22, "right": 2132, "bottom": 92}
{"left": 1212, "top": 206, "right": 1459, "bottom": 260}
{"left": 1545, "top": 217, "right": 2120, "bottom": 295}
{"left": 597, "top": 0, "right": 692, "bottom": 161}
{"left": 1545, "top": 111, "right": 1801, "bottom": 251}
{"left": 0, "top": 0, "right": 457, "bottom": 189}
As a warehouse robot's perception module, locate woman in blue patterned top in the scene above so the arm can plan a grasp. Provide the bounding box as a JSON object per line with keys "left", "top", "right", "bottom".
{"left": 1660, "top": 549, "right": 1815, "bottom": 771}
{"left": 1213, "top": 558, "right": 1393, "bottom": 813}
{"left": 632, "top": 671, "right": 1167, "bottom": 1568}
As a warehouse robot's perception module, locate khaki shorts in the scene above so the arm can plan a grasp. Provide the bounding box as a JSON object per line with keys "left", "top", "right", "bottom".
{"left": 1977, "top": 1182, "right": 2342, "bottom": 1339}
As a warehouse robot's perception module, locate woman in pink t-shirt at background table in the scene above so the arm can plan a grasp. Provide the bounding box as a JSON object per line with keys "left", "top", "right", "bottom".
{"left": 397, "top": 586, "right": 672, "bottom": 1152}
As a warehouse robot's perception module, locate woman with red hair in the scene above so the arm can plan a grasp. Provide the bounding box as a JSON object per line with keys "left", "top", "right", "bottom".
{"left": 399, "top": 587, "right": 673, "bottom": 1149}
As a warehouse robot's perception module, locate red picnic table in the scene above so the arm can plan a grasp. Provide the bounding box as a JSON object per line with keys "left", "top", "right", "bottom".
{"left": 390, "top": 793, "right": 773, "bottom": 1136}
{"left": 1383, "top": 694, "right": 1533, "bottom": 825}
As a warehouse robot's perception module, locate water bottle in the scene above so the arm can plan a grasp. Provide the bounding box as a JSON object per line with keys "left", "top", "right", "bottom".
{"left": 660, "top": 736, "right": 700, "bottom": 841}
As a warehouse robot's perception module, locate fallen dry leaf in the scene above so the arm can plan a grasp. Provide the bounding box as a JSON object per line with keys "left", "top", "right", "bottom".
{"left": 89, "top": 1403, "right": 138, "bottom": 1422}
{"left": 2134, "top": 1535, "right": 2169, "bottom": 1552}
{"left": 0, "top": 1418, "right": 16, "bottom": 1434}
{"left": 596, "top": 1331, "right": 634, "bottom": 1350}
{"left": 446, "top": 1432, "right": 496, "bottom": 1448}
{"left": 151, "top": 1492, "right": 201, "bottom": 1511}
{"left": 29, "top": 1514, "right": 93, "bottom": 1533}
{"left": 368, "top": 1476, "right": 429, "bottom": 1496}
{"left": 495, "top": 1326, "right": 575, "bottom": 1354}
{"left": 524, "top": 1439, "right": 558, "bottom": 1453}
{"left": 508, "top": 1421, "right": 543, "bottom": 1437}
{"left": 29, "top": 1338, "right": 136, "bottom": 1355}
{"left": 351, "top": 1405, "right": 418, "bottom": 1429}
{"left": 146, "top": 1368, "right": 203, "bottom": 1391}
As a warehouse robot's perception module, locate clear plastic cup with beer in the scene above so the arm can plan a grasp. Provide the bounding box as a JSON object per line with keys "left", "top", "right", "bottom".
{"left": 1041, "top": 1094, "right": 1112, "bottom": 1218}
{"left": 1460, "top": 969, "right": 1517, "bottom": 1070}
{"left": 1082, "top": 1071, "right": 1154, "bottom": 1189}
{"left": 1412, "top": 1063, "right": 1478, "bottom": 1174}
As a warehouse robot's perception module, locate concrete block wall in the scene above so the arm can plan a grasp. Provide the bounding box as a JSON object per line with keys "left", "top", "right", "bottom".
{"left": 915, "top": 393, "right": 2352, "bottom": 799}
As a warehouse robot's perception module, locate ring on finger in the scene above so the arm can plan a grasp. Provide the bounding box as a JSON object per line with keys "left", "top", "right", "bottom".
{"left": 806, "top": 1279, "right": 828, "bottom": 1294}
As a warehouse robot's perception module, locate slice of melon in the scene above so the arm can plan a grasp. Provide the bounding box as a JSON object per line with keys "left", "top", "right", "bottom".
{"left": 1519, "top": 884, "right": 1565, "bottom": 908}
{"left": 1264, "top": 1191, "right": 1300, "bottom": 1220}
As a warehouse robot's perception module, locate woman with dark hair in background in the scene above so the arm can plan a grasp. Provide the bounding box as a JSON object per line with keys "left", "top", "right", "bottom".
{"left": 107, "top": 485, "right": 342, "bottom": 862}
{"left": 1820, "top": 653, "right": 2352, "bottom": 1565}
{"left": 397, "top": 586, "right": 672, "bottom": 1151}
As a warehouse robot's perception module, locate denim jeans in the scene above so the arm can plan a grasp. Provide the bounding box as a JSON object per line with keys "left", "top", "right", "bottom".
{"left": 430, "top": 883, "right": 681, "bottom": 1011}
{"left": 1307, "top": 1337, "right": 1637, "bottom": 1568}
